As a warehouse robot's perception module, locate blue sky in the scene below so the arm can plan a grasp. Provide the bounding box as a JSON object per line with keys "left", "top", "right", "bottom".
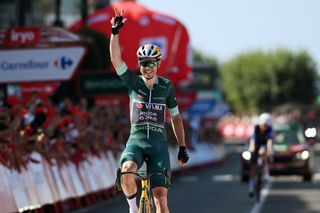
{"left": 138, "top": 0, "right": 319, "bottom": 70}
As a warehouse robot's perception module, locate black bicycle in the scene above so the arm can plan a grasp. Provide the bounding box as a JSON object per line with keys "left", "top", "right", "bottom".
{"left": 255, "top": 156, "right": 264, "bottom": 202}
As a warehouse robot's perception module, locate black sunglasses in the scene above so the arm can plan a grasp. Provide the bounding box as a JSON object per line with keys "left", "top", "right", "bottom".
{"left": 139, "top": 61, "right": 158, "bottom": 67}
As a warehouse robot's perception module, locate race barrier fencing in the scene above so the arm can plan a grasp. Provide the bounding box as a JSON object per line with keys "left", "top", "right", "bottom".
{"left": 0, "top": 143, "right": 225, "bottom": 213}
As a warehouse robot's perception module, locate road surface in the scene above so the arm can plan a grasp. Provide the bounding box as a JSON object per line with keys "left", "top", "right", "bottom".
{"left": 70, "top": 144, "right": 320, "bottom": 213}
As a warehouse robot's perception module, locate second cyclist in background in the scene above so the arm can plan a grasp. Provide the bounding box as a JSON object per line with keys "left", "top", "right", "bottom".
{"left": 248, "top": 113, "right": 273, "bottom": 197}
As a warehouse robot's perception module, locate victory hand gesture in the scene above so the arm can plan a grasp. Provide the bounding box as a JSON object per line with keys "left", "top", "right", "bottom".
{"left": 110, "top": 8, "right": 127, "bottom": 35}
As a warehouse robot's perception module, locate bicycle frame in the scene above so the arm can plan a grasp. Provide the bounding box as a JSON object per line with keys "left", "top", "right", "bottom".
{"left": 139, "top": 177, "right": 153, "bottom": 213}
{"left": 116, "top": 169, "right": 169, "bottom": 213}
{"left": 255, "top": 156, "right": 264, "bottom": 202}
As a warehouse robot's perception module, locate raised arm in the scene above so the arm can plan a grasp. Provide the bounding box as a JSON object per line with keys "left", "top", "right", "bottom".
{"left": 109, "top": 8, "right": 126, "bottom": 69}
{"left": 110, "top": 32, "right": 123, "bottom": 68}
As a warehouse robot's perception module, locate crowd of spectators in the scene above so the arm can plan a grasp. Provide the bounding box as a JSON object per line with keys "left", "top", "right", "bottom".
{"left": 0, "top": 92, "right": 223, "bottom": 173}
{"left": 2, "top": 89, "right": 318, "bottom": 174}
{"left": 0, "top": 93, "right": 129, "bottom": 173}
{"left": 218, "top": 105, "right": 320, "bottom": 138}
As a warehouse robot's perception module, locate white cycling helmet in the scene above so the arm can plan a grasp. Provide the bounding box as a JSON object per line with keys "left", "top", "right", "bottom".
{"left": 136, "top": 44, "right": 162, "bottom": 61}
{"left": 258, "top": 113, "right": 271, "bottom": 125}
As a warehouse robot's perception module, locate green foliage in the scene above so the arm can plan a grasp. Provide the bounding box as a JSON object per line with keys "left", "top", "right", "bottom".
{"left": 220, "top": 49, "right": 318, "bottom": 113}
{"left": 193, "top": 49, "right": 218, "bottom": 66}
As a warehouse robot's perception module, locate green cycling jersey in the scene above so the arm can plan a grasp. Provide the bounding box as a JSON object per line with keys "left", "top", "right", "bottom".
{"left": 116, "top": 62, "right": 179, "bottom": 140}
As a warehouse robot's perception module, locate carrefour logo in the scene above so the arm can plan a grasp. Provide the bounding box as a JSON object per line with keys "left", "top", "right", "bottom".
{"left": 0, "top": 47, "right": 86, "bottom": 83}
{"left": 54, "top": 56, "right": 73, "bottom": 70}
{"left": 0, "top": 60, "right": 49, "bottom": 71}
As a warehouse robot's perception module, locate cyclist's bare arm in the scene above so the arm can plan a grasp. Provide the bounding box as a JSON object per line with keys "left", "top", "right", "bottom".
{"left": 110, "top": 34, "right": 123, "bottom": 69}
{"left": 171, "top": 114, "right": 186, "bottom": 148}
{"left": 267, "top": 138, "right": 273, "bottom": 156}
{"left": 109, "top": 8, "right": 126, "bottom": 69}
{"left": 249, "top": 138, "right": 255, "bottom": 152}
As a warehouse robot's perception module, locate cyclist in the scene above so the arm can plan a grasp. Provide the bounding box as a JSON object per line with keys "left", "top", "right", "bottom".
{"left": 248, "top": 113, "right": 273, "bottom": 197}
{"left": 109, "top": 8, "right": 189, "bottom": 213}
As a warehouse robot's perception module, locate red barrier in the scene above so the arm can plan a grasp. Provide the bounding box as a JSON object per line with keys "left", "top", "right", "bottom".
{"left": 220, "top": 121, "right": 254, "bottom": 140}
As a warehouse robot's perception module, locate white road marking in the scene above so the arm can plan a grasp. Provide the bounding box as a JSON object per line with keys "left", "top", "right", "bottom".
{"left": 178, "top": 176, "right": 199, "bottom": 182}
{"left": 179, "top": 174, "right": 241, "bottom": 182}
{"left": 313, "top": 173, "right": 320, "bottom": 182}
{"left": 249, "top": 181, "right": 272, "bottom": 213}
{"left": 212, "top": 174, "right": 239, "bottom": 182}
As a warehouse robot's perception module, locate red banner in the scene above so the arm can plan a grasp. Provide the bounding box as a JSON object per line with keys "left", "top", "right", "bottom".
{"left": 19, "top": 82, "right": 60, "bottom": 98}
{"left": 95, "top": 95, "right": 129, "bottom": 108}
{"left": 69, "top": 1, "right": 192, "bottom": 86}
{"left": 4, "top": 27, "right": 41, "bottom": 46}
{"left": 220, "top": 121, "right": 254, "bottom": 140}
{"left": 176, "top": 91, "right": 197, "bottom": 112}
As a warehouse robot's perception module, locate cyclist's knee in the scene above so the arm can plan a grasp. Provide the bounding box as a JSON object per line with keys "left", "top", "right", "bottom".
{"left": 258, "top": 147, "right": 266, "bottom": 156}
{"left": 121, "top": 161, "right": 138, "bottom": 187}
{"left": 154, "top": 193, "right": 167, "bottom": 202}
{"left": 153, "top": 187, "right": 168, "bottom": 204}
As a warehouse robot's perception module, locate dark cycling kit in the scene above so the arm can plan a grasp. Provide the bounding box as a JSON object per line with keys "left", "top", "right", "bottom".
{"left": 116, "top": 62, "right": 179, "bottom": 188}
{"left": 250, "top": 124, "right": 273, "bottom": 164}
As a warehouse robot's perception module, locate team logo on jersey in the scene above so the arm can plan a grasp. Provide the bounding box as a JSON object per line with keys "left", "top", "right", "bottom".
{"left": 131, "top": 99, "right": 165, "bottom": 127}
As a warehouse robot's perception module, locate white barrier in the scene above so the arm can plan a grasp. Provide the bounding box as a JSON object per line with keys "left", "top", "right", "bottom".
{"left": 0, "top": 165, "right": 17, "bottom": 213}
{"left": 0, "top": 150, "right": 121, "bottom": 212}
{"left": 170, "top": 143, "right": 225, "bottom": 171}
{"left": 28, "top": 152, "right": 54, "bottom": 205}
{"left": 50, "top": 160, "right": 69, "bottom": 201}
{"left": 0, "top": 143, "right": 225, "bottom": 212}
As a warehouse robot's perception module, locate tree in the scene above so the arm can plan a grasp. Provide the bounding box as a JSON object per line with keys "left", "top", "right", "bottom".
{"left": 220, "top": 49, "right": 318, "bottom": 113}
{"left": 193, "top": 49, "right": 218, "bottom": 66}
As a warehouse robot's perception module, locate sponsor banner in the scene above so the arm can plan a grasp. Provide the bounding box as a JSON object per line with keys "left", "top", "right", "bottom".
{"left": 4, "top": 27, "right": 41, "bottom": 46}
{"left": 0, "top": 47, "right": 86, "bottom": 83}
{"left": 220, "top": 121, "right": 254, "bottom": 140}
{"left": 79, "top": 73, "right": 127, "bottom": 95}
{"left": 19, "top": 82, "right": 60, "bottom": 98}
